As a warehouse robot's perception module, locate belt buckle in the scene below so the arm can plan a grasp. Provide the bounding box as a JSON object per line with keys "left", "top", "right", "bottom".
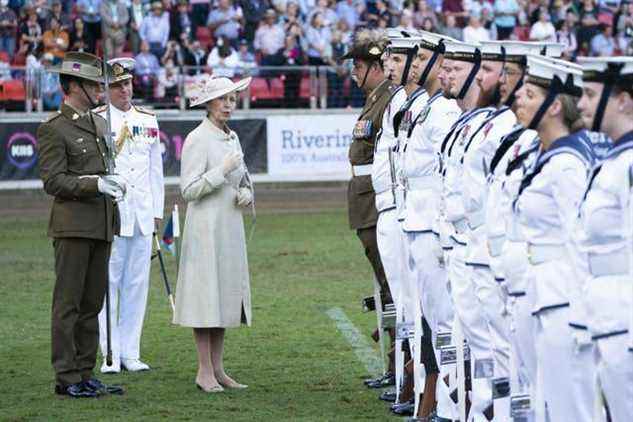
{"left": 527, "top": 245, "right": 534, "bottom": 265}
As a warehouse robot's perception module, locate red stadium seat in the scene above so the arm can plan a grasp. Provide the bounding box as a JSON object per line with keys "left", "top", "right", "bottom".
{"left": 1, "top": 80, "right": 26, "bottom": 101}
{"left": 0, "top": 51, "right": 9, "bottom": 63}
{"left": 299, "top": 76, "right": 311, "bottom": 99}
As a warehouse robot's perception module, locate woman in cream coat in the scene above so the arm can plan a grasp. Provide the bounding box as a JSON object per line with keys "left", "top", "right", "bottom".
{"left": 174, "top": 76, "right": 253, "bottom": 393}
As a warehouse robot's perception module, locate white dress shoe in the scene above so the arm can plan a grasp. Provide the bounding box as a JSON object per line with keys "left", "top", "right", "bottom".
{"left": 121, "top": 358, "right": 150, "bottom": 372}
{"left": 101, "top": 359, "right": 121, "bottom": 374}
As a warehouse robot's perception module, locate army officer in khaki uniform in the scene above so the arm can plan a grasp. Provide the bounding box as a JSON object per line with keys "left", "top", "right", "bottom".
{"left": 37, "top": 52, "right": 124, "bottom": 398}
{"left": 341, "top": 30, "right": 398, "bottom": 386}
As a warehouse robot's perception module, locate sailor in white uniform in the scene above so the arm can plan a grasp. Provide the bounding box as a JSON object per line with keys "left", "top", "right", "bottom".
{"left": 439, "top": 40, "right": 498, "bottom": 421}
{"left": 513, "top": 55, "right": 595, "bottom": 422}
{"left": 399, "top": 30, "right": 461, "bottom": 422}
{"left": 97, "top": 58, "right": 164, "bottom": 373}
{"left": 576, "top": 56, "right": 633, "bottom": 422}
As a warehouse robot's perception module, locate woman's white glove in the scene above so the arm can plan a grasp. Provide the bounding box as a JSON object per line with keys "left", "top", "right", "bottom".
{"left": 222, "top": 151, "right": 243, "bottom": 176}
{"left": 236, "top": 187, "right": 252, "bottom": 207}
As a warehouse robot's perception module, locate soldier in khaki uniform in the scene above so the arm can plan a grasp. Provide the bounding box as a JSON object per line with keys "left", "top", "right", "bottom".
{"left": 37, "top": 52, "right": 124, "bottom": 398}
{"left": 341, "top": 30, "right": 398, "bottom": 386}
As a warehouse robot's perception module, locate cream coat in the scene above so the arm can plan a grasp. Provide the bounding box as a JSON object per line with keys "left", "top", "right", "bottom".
{"left": 173, "top": 118, "right": 252, "bottom": 328}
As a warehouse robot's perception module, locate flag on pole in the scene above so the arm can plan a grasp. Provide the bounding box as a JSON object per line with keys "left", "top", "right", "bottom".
{"left": 161, "top": 214, "right": 176, "bottom": 255}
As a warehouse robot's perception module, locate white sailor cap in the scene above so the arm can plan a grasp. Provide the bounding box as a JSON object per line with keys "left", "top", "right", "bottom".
{"left": 480, "top": 41, "right": 506, "bottom": 61}
{"left": 385, "top": 28, "right": 405, "bottom": 41}
{"left": 577, "top": 56, "right": 633, "bottom": 83}
{"left": 107, "top": 57, "right": 136, "bottom": 71}
{"left": 541, "top": 43, "right": 564, "bottom": 58}
{"left": 443, "top": 40, "right": 480, "bottom": 63}
{"left": 388, "top": 34, "right": 423, "bottom": 53}
{"left": 415, "top": 30, "right": 450, "bottom": 52}
{"left": 525, "top": 55, "right": 583, "bottom": 96}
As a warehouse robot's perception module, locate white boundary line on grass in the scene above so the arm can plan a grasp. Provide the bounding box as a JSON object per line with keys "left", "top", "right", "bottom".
{"left": 325, "top": 307, "right": 383, "bottom": 377}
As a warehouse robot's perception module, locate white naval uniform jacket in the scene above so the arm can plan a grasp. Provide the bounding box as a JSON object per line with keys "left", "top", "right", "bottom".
{"left": 515, "top": 134, "right": 594, "bottom": 315}
{"left": 402, "top": 91, "right": 460, "bottom": 233}
{"left": 394, "top": 87, "right": 430, "bottom": 222}
{"left": 372, "top": 87, "right": 408, "bottom": 213}
{"left": 485, "top": 128, "right": 538, "bottom": 280}
{"left": 442, "top": 107, "right": 495, "bottom": 244}
{"left": 98, "top": 105, "right": 165, "bottom": 237}
{"left": 461, "top": 107, "right": 516, "bottom": 265}
{"left": 576, "top": 132, "right": 633, "bottom": 340}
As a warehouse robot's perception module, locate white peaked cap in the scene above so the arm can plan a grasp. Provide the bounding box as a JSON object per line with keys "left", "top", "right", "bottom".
{"left": 577, "top": 56, "right": 633, "bottom": 81}
{"left": 526, "top": 55, "right": 583, "bottom": 95}
{"left": 443, "top": 40, "right": 480, "bottom": 62}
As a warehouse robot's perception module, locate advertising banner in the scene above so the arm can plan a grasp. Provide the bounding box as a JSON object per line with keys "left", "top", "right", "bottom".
{"left": 266, "top": 113, "right": 357, "bottom": 178}
{"left": 0, "top": 117, "right": 267, "bottom": 182}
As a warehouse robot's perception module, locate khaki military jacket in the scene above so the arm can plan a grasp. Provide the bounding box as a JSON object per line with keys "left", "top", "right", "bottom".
{"left": 37, "top": 103, "right": 120, "bottom": 241}
{"left": 347, "top": 79, "right": 396, "bottom": 230}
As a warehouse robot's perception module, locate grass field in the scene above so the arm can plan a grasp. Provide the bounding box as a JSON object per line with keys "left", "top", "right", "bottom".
{"left": 0, "top": 207, "right": 396, "bottom": 421}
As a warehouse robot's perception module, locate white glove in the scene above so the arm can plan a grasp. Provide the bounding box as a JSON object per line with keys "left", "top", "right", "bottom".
{"left": 236, "top": 187, "right": 252, "bottom": 207}
{"left": 222, "top": 151, "right": 243, "bottom": 176}
{"left": 97, "top": 176, "right": 125, "bottom": 201}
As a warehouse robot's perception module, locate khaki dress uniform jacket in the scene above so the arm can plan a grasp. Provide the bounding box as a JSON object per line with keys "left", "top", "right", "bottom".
{"left": 37, "top": 103, "right": 120, "bottom": 387}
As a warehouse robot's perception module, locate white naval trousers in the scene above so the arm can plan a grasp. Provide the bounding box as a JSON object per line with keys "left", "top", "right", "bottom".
{"left": 530, "top": 261, "right": 594, "bottom": 422}
{"left": 586, "top": 274, "right": 633, "bottom": 422}
{"left": 406, "top": 231, "right": 457, "bottom": 419}
{"left": 448, "top": 243, "right": 493, "bottom": 421}
{"left": 99, "top": 222, "right": 152, "bottom": 361}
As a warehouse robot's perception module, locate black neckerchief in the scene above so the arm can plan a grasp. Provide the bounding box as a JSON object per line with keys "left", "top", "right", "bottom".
{"left": 489, "top": 125, "right": 525, "bottom": 176}
{"left": 461, "top": 106, "right": 511, "bottom": 163}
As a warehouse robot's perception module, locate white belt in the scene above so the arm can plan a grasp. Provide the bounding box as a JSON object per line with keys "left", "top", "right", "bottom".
{"left": 406, "top": 175, "right": 436, "bottom": 191}
{"left": 588, "top": 250, "right": 630, "bottom": 277}
{"left": 527, "top": 243, "right": 566, "bottom": 265}
{"left": 352, "top": 164, "right": 372, "bottom": 177}
{"left": 373, "top": 178, "right": 394, "bottom": 195}
{"left": 452, "top": 218, "right": 468, "bottom": 234}
{"left": 488, "top": 235, "right": 505, "bottom": 257}
{"left": 467, "top": 209, "right": 486, "bottom": 230}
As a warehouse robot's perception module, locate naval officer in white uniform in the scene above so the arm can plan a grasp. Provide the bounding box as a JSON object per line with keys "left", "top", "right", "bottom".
{"left": 97, "top": 58, "right": 165, "bottom": 373}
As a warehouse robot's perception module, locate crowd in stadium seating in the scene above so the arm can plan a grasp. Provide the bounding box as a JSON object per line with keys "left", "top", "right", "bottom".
{"left": 0, "top": 0, "right": 632, "bottom": 109}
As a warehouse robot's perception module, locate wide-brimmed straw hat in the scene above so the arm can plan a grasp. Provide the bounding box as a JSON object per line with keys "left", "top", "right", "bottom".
{"left": 47, "top": 51, "right": 105, "bottom": 83}
{"left": 189, "top": 76, "right": 252, "bottom": 107}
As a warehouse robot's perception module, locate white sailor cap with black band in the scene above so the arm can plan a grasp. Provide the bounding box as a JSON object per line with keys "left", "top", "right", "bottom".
{"left": 413, "top": 31, "right": 452, "bottom": 86}
{"left": 480, "top": 40, "right": 507, "bottom": 62}
{"left": 577, "top": 56, "right": 633, "bottom": 131}
{"left": 443, "top": 40, "right": 481, "bottom": 99}
{"left": 385, "top": 31, "right": 422, "bottom": 86}
{"left": 524, "top": 55, "right": 583, "bottom": 129}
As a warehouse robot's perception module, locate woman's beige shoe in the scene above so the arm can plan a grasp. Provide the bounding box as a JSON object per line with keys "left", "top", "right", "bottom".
{"left": 196, "top": 382, "right": 224, "bottom": 393}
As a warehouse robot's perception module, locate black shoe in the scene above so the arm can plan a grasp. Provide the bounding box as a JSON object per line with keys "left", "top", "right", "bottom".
{"left": 391, "top": 398, "right": 413, "bottom": 411}
{"left": 83, "top": 378, "right": 125, "bottom": 395}
{"left": 55, "top": 382, "right": 97, "bottom": 398}
{"left": 366, "top": 372, "right": 395, "bottom": 389}
{"left": 379, "top": 389, "right": 397, "bottom": 402}
{"left": 391, "top": 401, "right": 414, "bottom": 416}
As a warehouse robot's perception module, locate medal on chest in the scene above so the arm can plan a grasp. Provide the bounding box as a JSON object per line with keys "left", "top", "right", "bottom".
{"left": 459, "top": 124, "right": 471, "bottom": 146}
{"left": 399, "top": 110, "right": 412, "bottom": 134}
{"left": 353, "top": 119, "right": 373, "bottom": 139}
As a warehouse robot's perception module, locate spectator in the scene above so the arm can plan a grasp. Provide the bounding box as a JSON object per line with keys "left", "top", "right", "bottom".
{"left": 207, "top": 36, "right": 240, "bottom": 77}
{"left": 183, "top": 39, "right": 209, "bottom": 75}
{"left": 100, "top": 0, "right": 129, "bottom": 57}
{"left": 590, "top": 23, "right": 617, "bottom": 55}
{"left": 239, "top": 0, "right": 270, "bottom": 42}
{"left": 135, "top": 40, "right": 161, "bottom": 98}
{"left": 365, "top": 0, "right": 391, "bottom": 28}
{"left": 305, "top": 11, "right": 331, "bottom": 65}
{"left": 326, "top": 26, "right": 349, "bottom": 108}
{"left": 578, "top": 0, "right": 601, "bottom": 50}
{"left": 76, "top": 0, "right": 102, "bottom": 53}
{"left": 336, "top": 0, "right": 361, "bottom": 29}
{"left": 18, "top": 5, "right": 42, "bottom": 57}
{"left": 48, "top": 0, "right": 72, "bottom": 33}
{"left": 69, "top": 17, "right": 88, "bottom": 52}
{"left": 129, "top": 0, "right": 147, "bottom": 55}
{"left": 468, "top": 0, "right": 495, "bottom": 24}
{"left": 0, "top": 50, "right": 10, "bottom": 81}
{"left": 155, "top": 58, "right": 180, "bottom": 100}
{"left": 190, "top": 0, "right": 212, "bottom": 32}
{"left": 494, "top": 0, "right": 521, "bottom": 39}
{"left": 40, "top": 53, "right": 63, "bottom": 110}
{"left": 443, "top": 0, "right": 468, "bottom": 27}
{"left": 140, "top": 1, "right": 170, "bottom": 59}
{"left": 236, "top": 39, "right": 257, "bottom": 73}
{"left": 616, "top": 1, "right": 633, "bottom": 54}
{"left": 161, "top": 40, "right": 185, "bottom": 67}
{"left": 42, "top": 17, "right": 68, "bottom": 62}
{"left": 530, "top": 9, "right": 557, "bottom": 41}
{"left": 463, "top": 15, "right": 491, "bottom": 42}
{"left": 441, "top": 14, "right": 464, "bottom": 40}
{"left": 171, "top": 0, "right": 193, "bottom": 42}
{"left": 254, "top": 9, "right": 285, "bottom": 66}
{"left": 334, "top": 14, "right": 352, "bottom": 44}
{"left": 555, "top": 0, "right": 580, "bottom": 21}
{"left": 556, "top": 15, "right": 578, "bottom": 59}
{"left": 395, "top": 9, "right": 416, "bottom": 32}
{"left": 282, "top": 32, "right": 304, "bottom": 107}
{"left": 0, "top": 0, "right": 18, "bottom": 58}
{"left": 283, "top": 1, "right": 304, "bottom": 29}
{"left": 207, "top": 0, "right": 244, "bottom": 47}
{"left": 307, "top": 0, "right": 338, "bottom": 27}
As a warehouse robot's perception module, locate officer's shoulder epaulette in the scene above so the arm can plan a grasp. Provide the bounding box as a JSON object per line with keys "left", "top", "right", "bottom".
{"left": 43, "top": 110, "right": 62, "bottom": 123}
{"left": 92, "top": 104, "right": 107, "bottom": 114}
{"left": 133, "top": 105, "right": 156, "bottom": 116}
